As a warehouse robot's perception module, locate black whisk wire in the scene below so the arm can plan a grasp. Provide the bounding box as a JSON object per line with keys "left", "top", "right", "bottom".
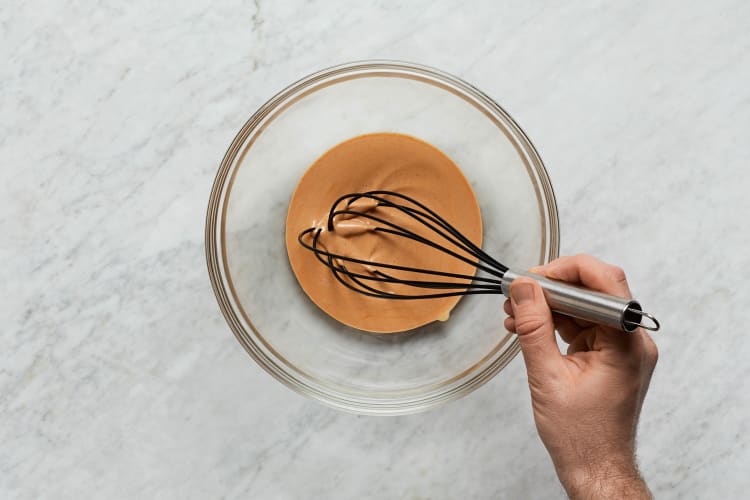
{"left": 327, "top": 191, "right": 507, "bottom": 273}
{"left": 298, "top": 191, "right": 508, "bottom": 300}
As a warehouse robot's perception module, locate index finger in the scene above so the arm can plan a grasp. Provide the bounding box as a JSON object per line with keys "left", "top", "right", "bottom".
{"left": 535, "top": 254, "right": 632, "bottom": 299}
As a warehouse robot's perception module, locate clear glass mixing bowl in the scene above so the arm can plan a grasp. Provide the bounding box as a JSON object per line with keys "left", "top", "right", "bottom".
{"left": 205, "top": 61, "right": 559, "bottom": 415}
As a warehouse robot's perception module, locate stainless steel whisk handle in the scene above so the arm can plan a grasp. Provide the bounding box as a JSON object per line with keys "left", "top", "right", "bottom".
{"left": 500, "top": 269, "right": 660, "bottom": 333}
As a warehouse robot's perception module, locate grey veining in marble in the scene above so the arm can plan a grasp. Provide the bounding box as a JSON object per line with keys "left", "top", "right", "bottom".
{"left": 2, "top": 1, "right": 749, "bottom": 498}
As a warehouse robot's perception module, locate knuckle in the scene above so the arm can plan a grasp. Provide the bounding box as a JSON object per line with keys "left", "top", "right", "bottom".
{"left": 573, "top": 252, "right": 590, "bottom": 263}
{"left": 515, "top": 314, "right": 548, "bottom": 336}
{"left": 636, "top": 333, "right": 659, "bottom": 366}
{"left": 574, "top": 252, "right": 595, "bottom": 263}
{"left": 609, "top": 266, "right": 628, "bottom": 284}
{"left": 645, "top": 338, "right": 659, "bottom": 364}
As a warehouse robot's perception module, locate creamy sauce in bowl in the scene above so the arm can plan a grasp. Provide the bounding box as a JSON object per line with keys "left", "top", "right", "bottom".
{"left": 285, "top": 133, "right": 483, "bottom": 333}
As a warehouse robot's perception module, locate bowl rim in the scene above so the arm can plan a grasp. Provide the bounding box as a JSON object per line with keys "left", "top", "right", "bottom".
{"left": 205, "top": 60, "right": 560, "bottom": 415}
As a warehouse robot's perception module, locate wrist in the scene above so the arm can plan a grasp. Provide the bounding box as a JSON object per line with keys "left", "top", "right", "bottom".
{"left": 558, "top": 458, "right": 651, "bottom": 500}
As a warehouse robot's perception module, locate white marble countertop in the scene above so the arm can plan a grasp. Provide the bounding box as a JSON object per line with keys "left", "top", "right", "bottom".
{"left": 3, "top": 1, "right": 749, "bottom": 498}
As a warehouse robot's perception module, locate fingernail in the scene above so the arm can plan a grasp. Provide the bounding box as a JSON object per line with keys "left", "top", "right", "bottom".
{"left": 511, "top": 283, "right": 535, "bottom": 304}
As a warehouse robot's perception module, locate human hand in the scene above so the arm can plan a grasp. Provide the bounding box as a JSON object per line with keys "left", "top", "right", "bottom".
{"left": 503, "top": 254, "right": 658, "bottom": 499}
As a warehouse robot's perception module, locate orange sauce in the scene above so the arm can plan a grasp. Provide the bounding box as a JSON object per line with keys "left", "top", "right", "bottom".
{"left": 285, "top": 133, "right": 482, "bottom": 333}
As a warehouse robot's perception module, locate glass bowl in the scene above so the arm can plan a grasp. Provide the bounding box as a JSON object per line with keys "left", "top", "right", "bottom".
{"left": 205, "top": 61, "right": 559, "bottom": 415}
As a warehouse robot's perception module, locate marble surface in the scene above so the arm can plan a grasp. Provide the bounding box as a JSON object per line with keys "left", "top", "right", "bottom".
{"left": 2, "top": 0, "right": 749, "bottom": 498}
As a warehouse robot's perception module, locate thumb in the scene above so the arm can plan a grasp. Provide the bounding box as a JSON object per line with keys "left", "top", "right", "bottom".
{"left": 510, "top": 278, "right": 564, "bottom": 379}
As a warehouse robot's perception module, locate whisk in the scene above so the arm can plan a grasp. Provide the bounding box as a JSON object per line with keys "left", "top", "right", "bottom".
{"left": 298, "top": 191, "right": 660, "bottom": 333}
